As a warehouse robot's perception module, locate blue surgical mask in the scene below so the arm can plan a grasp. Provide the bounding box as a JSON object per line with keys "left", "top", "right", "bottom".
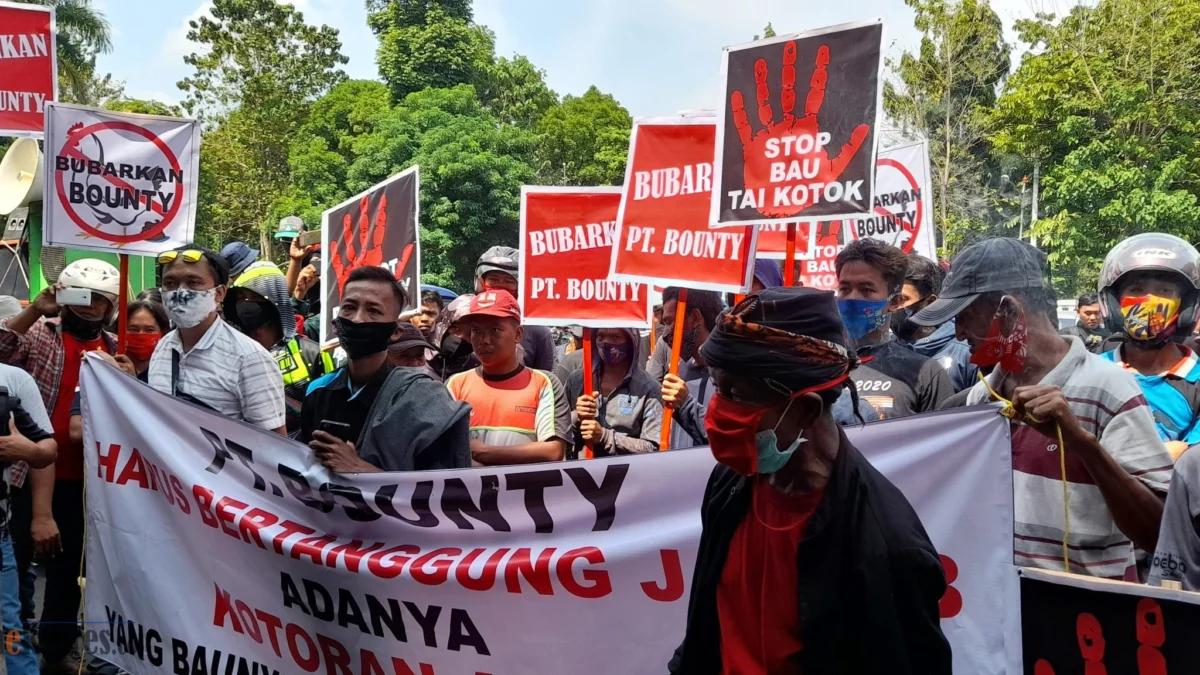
{"left": 837, "top": 298, "right": 891, "bottom": 341}
{"left": 754, "top": 399, "right": 808, "bottom": 474}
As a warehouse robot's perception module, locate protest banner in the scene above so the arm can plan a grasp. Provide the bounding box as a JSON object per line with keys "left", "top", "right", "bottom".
{"left": 610, "top": 117, "right": 756, "bottom": 293}
{"left": 845, "top": 140, "right": 936, "bottom": 258}
{"left": 320, "top": 165, "right": 420, "bottom": 345}
{"left": 1020, "top": 568, "right": 1200, "bottom": 673}
{"left": 41, "top": 103, "right": 200, "bottom": 255}
{"left": 711, "top": 21, "right": 884, "bottom": 227}
{"left": 81, "top": 357, "right": 1015, "bottom": 675}
{"left": 519, "top": 186, "right": 649, "bottom": 328}
{"left": 0, "top": 1, "right": 56, "bottom": 137}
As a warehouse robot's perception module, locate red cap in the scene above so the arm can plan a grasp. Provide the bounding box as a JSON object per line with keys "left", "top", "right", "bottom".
{"left": 467, "top": 289, "right": 521, "bottom": 321}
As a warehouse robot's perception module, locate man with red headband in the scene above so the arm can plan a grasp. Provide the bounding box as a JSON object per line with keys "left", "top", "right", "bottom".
{"left": 669, "top": 287, "right": 949, "bottom": 674}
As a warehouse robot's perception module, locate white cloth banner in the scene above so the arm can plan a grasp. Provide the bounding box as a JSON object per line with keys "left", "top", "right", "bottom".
{"left": 81, "top": 358, "right": 1014, "bottom": 674}
{"left": 842, "top": 139, "right": 937, "bottom": 260}
{"left": 42, "top": 103, "right": 200, "bottom": 255}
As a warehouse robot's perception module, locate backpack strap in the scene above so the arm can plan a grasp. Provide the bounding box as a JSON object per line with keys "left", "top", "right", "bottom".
{"left": 1165, "top": 376, "right": 1200, "bottom": 442}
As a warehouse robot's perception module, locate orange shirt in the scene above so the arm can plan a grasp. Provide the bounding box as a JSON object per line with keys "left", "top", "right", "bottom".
{"left": 446, "top": 366, "right": 569, "bottom": 449}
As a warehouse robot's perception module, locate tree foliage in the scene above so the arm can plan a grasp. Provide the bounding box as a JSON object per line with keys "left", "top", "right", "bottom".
{"left": 535, "top": 86, "right": 631, "bottom": 186}
{"left": 370, "top": 1, "right": 494, "bottom": 103}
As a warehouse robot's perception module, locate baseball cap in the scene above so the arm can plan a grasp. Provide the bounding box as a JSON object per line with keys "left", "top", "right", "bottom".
{"left": 467, "top": 289, "right": 521, "bottom": 321}
{"left": 275, "top": 216, "right": 304, "bottom": 241}
{"left": 388, "top": 323, "right": 437, "bottom": 353}
{"left": 911, "top": 238, "right": 1048, "bottom": 327}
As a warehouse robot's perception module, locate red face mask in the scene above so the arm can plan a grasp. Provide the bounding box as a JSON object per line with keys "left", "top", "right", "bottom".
{"left": 125, "top": 333, "right": 161, "bottom": 362}
{"left": 704, "top": 376, "right": 848, "bottom": 476}
{"left": 969, "top": 296, "right": 1028, "bottom": 373}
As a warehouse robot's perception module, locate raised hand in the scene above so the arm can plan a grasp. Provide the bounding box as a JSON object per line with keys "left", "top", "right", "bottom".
{"left": 730, "top": 41, "right": 870, "bottom": 218}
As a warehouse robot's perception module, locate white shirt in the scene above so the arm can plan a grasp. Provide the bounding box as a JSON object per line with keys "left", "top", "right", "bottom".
{"left": 148, "top": 317, "right": 285, "bottom": 430}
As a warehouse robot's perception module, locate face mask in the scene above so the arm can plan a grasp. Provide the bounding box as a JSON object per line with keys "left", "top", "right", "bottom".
{"left": 441, "top": 334, "right": 474, "bottom": 359}
{"left": 235, "top": 301, "right": 273, "bottom": 334}
{"left": 598, "top": 342, "right": 632, "bottom": 366}
{"left": 969, "top": 296, "right": 1028, "bottom": 373}
{"left": 162, "top": 287, "right": 219, "bottom": 329}
{"left": 890, "top": 299, "right": 927, "bottom": 342}
{"left": 61, "top": 306, "right": 104, "bottom": 341}
{"left": 1121, "top": 294, "right": 1180, "bottom": 342}
{"left": 837, "top": 298, "right": 891, "bottom": 341}
{"left": 704, "top": 377, "right": 846, "bottom": 476}
{"left": 334, "top": 317, "right": 396, "bottom": 359}
{"left": 125, "top": 333, "right": 161, "bottom": 361}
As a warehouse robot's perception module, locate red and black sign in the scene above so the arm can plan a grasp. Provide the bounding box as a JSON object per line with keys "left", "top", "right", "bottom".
{"left": 712, "top": 21, "right": 883, "bottom": 227}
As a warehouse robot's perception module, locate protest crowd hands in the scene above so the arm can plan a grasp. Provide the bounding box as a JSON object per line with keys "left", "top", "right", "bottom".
{"left": 1011, "top": 385, "right": 1090, "bottom": 445}
{"left": 662, "top": 374, "right": 690, "bottom": 409}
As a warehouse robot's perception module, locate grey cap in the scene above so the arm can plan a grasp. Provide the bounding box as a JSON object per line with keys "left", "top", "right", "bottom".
{"left": 912, "top": 238, "right": 1048, "bottom": 327}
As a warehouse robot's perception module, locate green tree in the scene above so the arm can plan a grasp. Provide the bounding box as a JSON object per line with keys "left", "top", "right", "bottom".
{"left": 369, "top": 1, "right": 495, "bottom": 103}
{"left": 104, "top": 98, "right": 181, "bottom": 116}
{"left": 754, "top": 23, "right": 777, "bottom": 40}
{"left": 478, "top": 55, "right": 559, "bottom": 129}
{"left": 990, "top": 0, "right": 1200, "bottom": 293}
{"left": 535, "top": 86, "right": 631, "bottom": 186}
{"left": 15, "top": 0, "right": 112, "bottom": 102}
{"left": 886, "top": 0, "right": 1010, "bottom": 253}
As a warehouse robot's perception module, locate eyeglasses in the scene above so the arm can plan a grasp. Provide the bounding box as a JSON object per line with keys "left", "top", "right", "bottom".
{"left": 157, "top": 250, "right": 204, "bottom": 265}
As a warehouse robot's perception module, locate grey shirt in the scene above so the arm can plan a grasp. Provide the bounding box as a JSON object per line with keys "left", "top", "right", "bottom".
{"left": 1149, "top": 447, "right": 1200, "bottom": 590}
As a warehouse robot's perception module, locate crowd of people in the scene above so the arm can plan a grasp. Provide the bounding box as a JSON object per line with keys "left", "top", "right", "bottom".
{"left": 0, "top": 223, "right": 1198, "bottom": 673}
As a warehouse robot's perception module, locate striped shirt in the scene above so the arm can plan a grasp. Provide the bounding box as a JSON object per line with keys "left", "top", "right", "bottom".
{"left": 967, "top": 337, "right": 1174, "bottom": 579}
{"left": 148, "top": 318, "right": 286, "bottom": 431}
{"left": 447, "top": 366, "right": 571, "bottom": 451}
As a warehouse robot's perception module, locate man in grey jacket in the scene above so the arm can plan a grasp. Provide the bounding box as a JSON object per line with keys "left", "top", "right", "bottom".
{"left": 566, "top": 328, "right": 663, "bottom": 456}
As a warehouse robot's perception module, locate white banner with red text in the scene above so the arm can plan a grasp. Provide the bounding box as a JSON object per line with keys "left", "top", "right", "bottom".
{"left": 81, "top": 358, "right": 1016, "bottom": 675}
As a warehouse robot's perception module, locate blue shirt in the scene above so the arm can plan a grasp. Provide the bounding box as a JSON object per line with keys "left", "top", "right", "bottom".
{"left": 1101, "top": 346, "right": 1200, "bottom": 444}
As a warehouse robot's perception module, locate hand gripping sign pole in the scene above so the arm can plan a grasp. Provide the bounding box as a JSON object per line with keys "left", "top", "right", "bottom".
{"left": 580, "top": 328, "right": 595, "bottom": 460}
{"left": 784, "top": 223, "right": 797, "bottom": 286}
{"left": 659, "top": 289, "right": 689, "bottom": 451}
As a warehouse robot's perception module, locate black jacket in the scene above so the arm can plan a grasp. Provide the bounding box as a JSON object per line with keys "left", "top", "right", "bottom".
{"left": 355, "top": 367, "right": 471, "bottom": 472}
{"left": 669, "top": 430, "right": 951, "bottom": 674}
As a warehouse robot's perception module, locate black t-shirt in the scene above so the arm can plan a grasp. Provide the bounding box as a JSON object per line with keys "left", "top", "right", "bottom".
{"left": 853, "top": 340, "right": 953, "bottom": 419}
{"left": 298, "top": 363, "right": 394, "bottom": 445}
{"left": 0, "top": 402, "right": 52, "bottom": 531}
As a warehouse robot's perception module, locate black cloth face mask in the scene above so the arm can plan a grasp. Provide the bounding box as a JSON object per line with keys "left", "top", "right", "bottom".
{"left": 333, "top": 317, "right": 396, "bottom": 359}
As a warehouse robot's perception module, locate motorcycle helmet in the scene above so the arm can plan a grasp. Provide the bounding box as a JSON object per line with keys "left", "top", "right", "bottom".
{"left": 58, "top": 258, "right": 121, "bottom": 321}
{"left": 1097, "top": 233, "right": 1200, "bottom": 343}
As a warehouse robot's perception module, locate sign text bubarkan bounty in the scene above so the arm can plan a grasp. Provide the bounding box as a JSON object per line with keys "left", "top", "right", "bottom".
{"left": 55, "top": 155, "right": 183, "bottom": 213}
{"left": 0, "top": 32, "right": 50, "bottom": 114}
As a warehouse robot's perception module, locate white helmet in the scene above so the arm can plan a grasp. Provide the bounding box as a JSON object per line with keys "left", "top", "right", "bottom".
{"left": 59, "top": 259, "right": 120, "bottom": 311}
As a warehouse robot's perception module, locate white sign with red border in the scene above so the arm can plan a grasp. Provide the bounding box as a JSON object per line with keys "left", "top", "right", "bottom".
{"left": 42, "top": 103, "right": 201, "bottom": 255}
{"left": 844, "top": 140, "right": 936, "bottom": 260}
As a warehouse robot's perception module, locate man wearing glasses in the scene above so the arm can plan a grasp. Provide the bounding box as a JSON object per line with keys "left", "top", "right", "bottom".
{"left": 148, "top": 246, "right": 286, "bottom": 435}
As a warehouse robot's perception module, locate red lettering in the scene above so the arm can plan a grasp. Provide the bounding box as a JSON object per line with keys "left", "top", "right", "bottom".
{"left": 504, "top": 548, "right": 555, "bottom": 595}
{"left": 255, "top": 609, "right": 284, "bottom": 658}
{"left": 237, "top": 508, "right": 279, "bottom": 549}
{"left": 272, "top": 520, "right": 317, "bottom": 554}
{"left": 115, "top": 447, "right": 151, "bottom": 488}
{"left": 96, "top": 442, "right": 122, "bottom": 483}
{"left": 214, "top": 497, "right": 249, "bottom": 540}
{"left": 558, "top": 547, "right": 612, "bottom": 599}
{"left": 234, "top": 600, "right": 262, "bottom": 644}
{"left": 360, "top": 649, "right": 386, "bottom": 675}
{"left": 640, "top": 549, "right": 684, "bottom": 602}
{"left": 455, "top": 548, "right": 509, "bottom": 592}
{"left": 315, "top": 633, "right": 352, "bottom": 675}
{"left": 366, "top": 544, "right": 418, "bottom": 579}
{"left": 411, "top": 548, "right": 460, "bottom": 586}
{"left": 291, "top": 535, "right": 336, "bottom": 566}
{"left": 391, "top": 659, "right": 436, "bottom": 675}
{"left": 212, "top": 584, "right": 243, "bottom": 633}
{"left": 324, "top": 540, "right": 384, "bottom": 573}
{"left": 171, "top": 476, "right": 191, "bottom": 514}
{"left": 192, "top": 485, "right": 218, "bottom": 528}
{"left": 286, "top": 623, "right": 320, "bottom": 673}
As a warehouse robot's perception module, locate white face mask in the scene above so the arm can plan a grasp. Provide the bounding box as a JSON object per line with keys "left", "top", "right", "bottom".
{"left": 162, "top": 287, "right": 219, "bottom": 328}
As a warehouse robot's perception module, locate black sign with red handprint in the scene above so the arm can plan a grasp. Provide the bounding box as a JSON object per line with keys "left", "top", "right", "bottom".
{"left": 1021, "top": 572, "right": 1198, "bottom": 674}
{"left": 712, "top": 21, "right": 883, "bottom": 227}
{"left": 319, "top": 165, "right": 420, "bottom": 344}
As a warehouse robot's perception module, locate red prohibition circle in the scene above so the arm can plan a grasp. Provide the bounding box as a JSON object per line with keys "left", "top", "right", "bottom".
{"left": 850, "top": 157, "right": 924, "bottom": 254}
{"left": 54, "top": 121, "right": 183, "bottom": 244}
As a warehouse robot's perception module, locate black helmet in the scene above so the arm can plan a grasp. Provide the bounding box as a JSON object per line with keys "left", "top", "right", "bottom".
{"left": 475, "top": 246, "right": 519, "bottom": 292}
{"left": 1097, "top": 233, "right": 1200, "bottom": 341}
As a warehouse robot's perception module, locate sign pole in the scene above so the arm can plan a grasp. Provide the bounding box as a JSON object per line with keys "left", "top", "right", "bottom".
{"left": 659, "top": 289, "right": 688, "bottom": 451}
{"left": 117, "top": 254, "right": 128, "bottom": 354}
{"left": 581, "top": 328, "right": 595, "bottom": 460}
{"left": 784, "top": 223, "right": 797, "bottom": 287}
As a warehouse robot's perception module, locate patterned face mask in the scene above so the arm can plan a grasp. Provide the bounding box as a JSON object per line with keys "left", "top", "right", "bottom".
{"left": 1121, "top": 294, "right": 1180, "bottom": 341}
{"left": 969, "top": 296, "right": 1028, "bottom": 373}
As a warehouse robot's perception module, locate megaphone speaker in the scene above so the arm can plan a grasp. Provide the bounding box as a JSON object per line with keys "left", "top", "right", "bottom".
{"left": 0, "top": 138, "right": 44, "bottom": 216}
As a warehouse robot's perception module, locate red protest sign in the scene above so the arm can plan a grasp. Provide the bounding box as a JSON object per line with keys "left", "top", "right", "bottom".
{"left": 755, "top": 221, "right": 844, "bottom": 289}
{"left": 519, "top": 187, "right": 650, "bottom": 328}
{"left": 0, "top": 2, "right": 57, "bottom": 136}
{"left": 610, "top": 118, "right": 756, "bottom": 293}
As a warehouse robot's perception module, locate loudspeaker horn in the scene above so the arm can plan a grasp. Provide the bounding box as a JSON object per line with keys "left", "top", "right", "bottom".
{"left": 0, "top": 138, "right": 44, "bottom": 216}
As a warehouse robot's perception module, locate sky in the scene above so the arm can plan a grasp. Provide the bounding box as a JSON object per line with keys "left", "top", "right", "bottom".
{"left": 93, "top": 0, "right": 1064, "bottom": 117}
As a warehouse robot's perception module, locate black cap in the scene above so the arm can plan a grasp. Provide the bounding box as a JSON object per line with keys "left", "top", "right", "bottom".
{"left": 388, "top": 322, "right": 436, "bottom": 353}
{"left": 912, "top": 238, "right": 1047, "bottom": 327}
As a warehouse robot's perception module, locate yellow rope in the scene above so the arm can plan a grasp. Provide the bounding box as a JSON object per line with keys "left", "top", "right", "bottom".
{"left": 980, "top": 374, "right": 1071, "bottom": 573}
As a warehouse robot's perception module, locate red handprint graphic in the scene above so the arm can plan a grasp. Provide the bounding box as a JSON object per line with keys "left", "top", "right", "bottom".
{"left": 938, "top": 554, "right": 963, "bottom": 619}
{"left": 730, "top": 41, "right": 871, "bottom": 218}
{"left": 328, "top": 194, "right": 416, "bottom": 297}
{"left": 1034, "top": 601, "right": 1167, "bottom": 675}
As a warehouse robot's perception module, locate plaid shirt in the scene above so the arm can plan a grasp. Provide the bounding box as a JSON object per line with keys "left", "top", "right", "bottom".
{"left": 0, "top": 316, "right": 115, "bottom": 487}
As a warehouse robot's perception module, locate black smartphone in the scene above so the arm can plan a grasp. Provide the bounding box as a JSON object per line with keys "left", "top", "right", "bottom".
{"left": 317, "top": 420, "right": 353, "bottom": 442}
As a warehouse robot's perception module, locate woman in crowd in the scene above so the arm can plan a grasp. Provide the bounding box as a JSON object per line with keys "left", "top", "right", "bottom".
{"left": 121, "top": 296, "right": 171, "bottom": 381}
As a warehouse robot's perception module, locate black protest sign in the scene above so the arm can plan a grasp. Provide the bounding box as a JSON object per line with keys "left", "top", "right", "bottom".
{"left": 712, "top": 21, "right": 883, "bottom": 227}
{"left": 319, "top": 166, "right": 421, "bottom": 344}
{"left": 1021, "top": 569, "right": 1198, "bottom": 674}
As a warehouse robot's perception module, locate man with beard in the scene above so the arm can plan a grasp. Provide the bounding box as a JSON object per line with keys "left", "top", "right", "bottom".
{"left": 893, "top": 254, "right": 978, "bottom": 393}
{"left": 0, "top": 259, "right": 119, "bottom": 673}
{"left": 668, "top": 289, "right": 950, "bottom": 674}
{"left": 1060, "top": 293, "right": 1111, "bottom": 353}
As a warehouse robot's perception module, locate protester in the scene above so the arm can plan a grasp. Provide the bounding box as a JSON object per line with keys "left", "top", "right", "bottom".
{"left": 552, "top": 326, "right": 585, "bottom": 385}
{"left": 447, "top": 290, "right": 571, "bottom": 465}
{"left": 388, "top": 323, "right": 437, "bottom": 372}
{"left": 911, "top": 237, "right": 1174, "bottom": 578}
{"left": 1094, "top": 233, "right": 1200, "bottom": 459}
{"left": 218, "top": 241, "right": 259, "bottom": 281}
{"left": 428, "top": 295, "right": 479, "bottom": 380}
{"left": 149, "top": 246, "right": 286, "bottom": 434}
{"left": 474, "top": 246, "right": 557, "bottom": 370}
{"left": 122, "top": 297, "right": 170, "bottom": 380}
{"left": 836, "top": 239, "right": 952, "bottom": 417}
{"left": 893, "top": 253, "right": 979, "bottom": 392}
{"left": 224, "top": 262, "right": 331, "bottom": 437}
{"left": 0, "top": 259, "right": 118, "bottom": 672}
{"left": 410, "top": 289, "right": 443, "bottom": 338}
{"left": 1149, "top": 445, "right": 1200, "bottom": 590}
{"left": 285, "top": 236, "right": 323, "bottom": 341}
{"left": 1061, "top": 292, "right": 1111, "bottom": 353}
{"left": 668, "top": 288, "right": 950, "bottom": 673}
{"left": 750, "top": 258, "right": 784, "bottom": 292}
{"left": 567, "top": 327, "right": 663, "bottom": 457}
{"left": 658, "top": 288, "right": 723, "bottom": 448}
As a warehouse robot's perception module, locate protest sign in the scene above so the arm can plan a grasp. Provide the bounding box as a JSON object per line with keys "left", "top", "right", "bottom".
{"left": 519, "top": 186, "right": 649, "bottom": 328}
{"left": 845, "top": 140, "right": 936, "bottom": 258}
{"left": 712, "top": 21, "right": 884, "bottom": 227}
{"left": 81, "top": 356, "right": 1015, "bottom": 675}
{"left": 1020, "top": 568, "right": 1200, "bottom": 673}
{"left": 320, "top": 165, "right": 420, "bottom": 345}
{"left": 610, "top": 118, "right": 756, "bottom": 293}
{"left": 0, "top": 1, "right": 56, "bottom": 137}
{"left": 42, "top": 103, "right": 200, "bottom": 254}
